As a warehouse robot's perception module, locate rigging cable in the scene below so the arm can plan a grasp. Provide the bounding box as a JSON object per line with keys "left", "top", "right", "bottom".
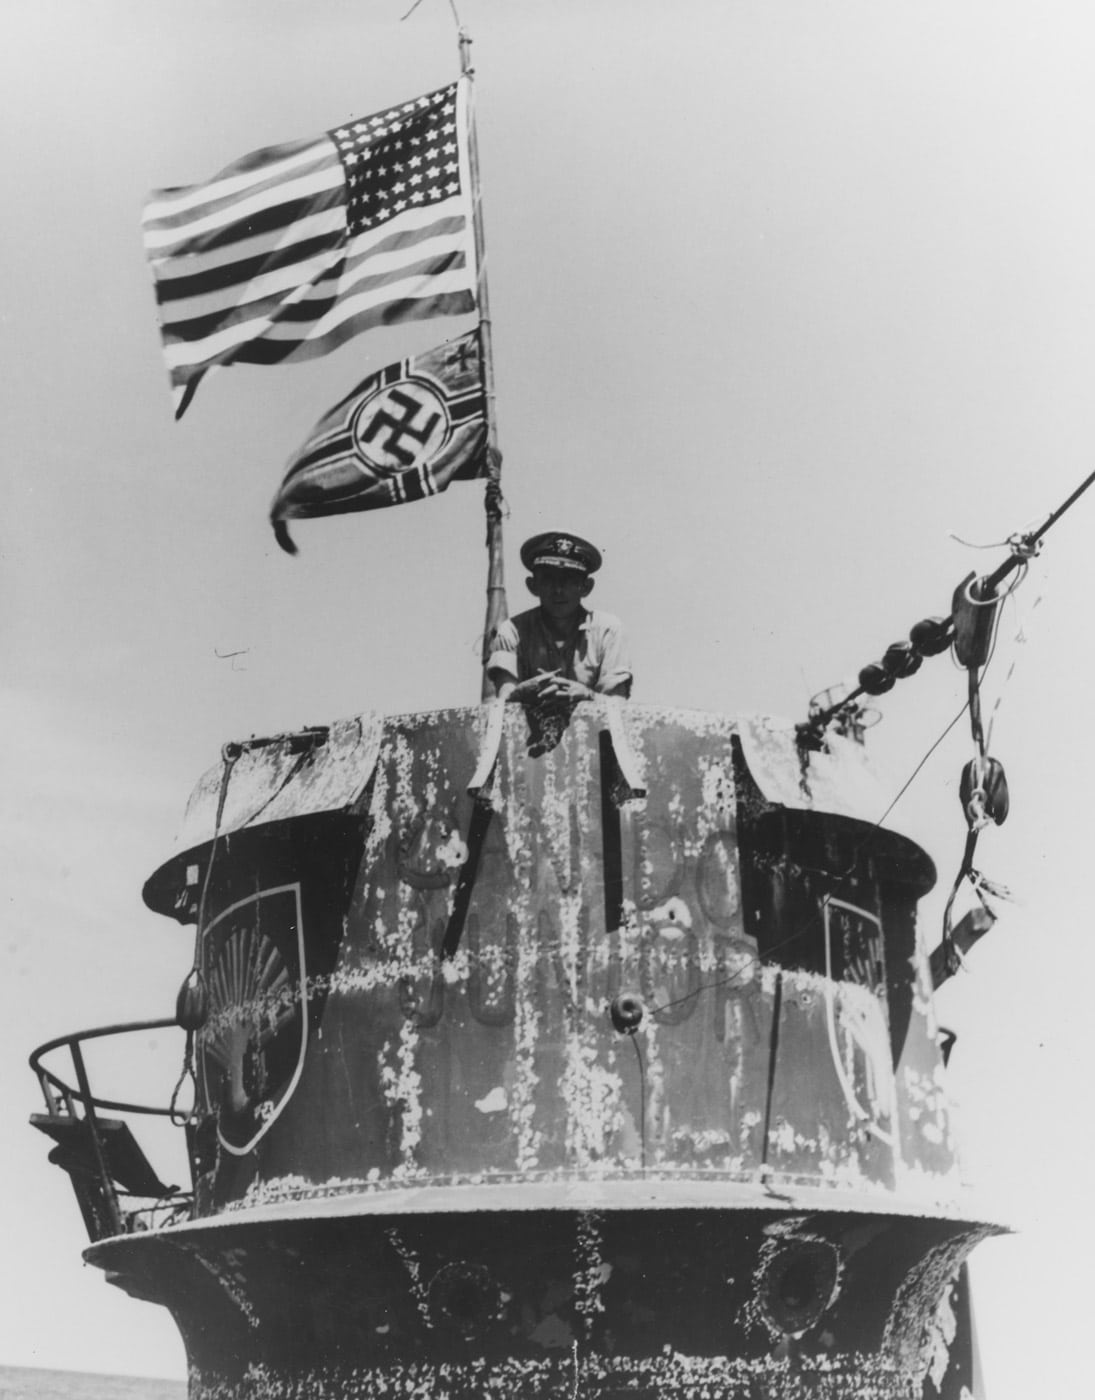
{"left": 169, "top": 744, "right": 239, "bottom": 1126}
{"left": 805, "top": 463, "right": 1095, "bottom": 737}
{"left": 629, "top": 1031, "right": 647, "bottom": 1170}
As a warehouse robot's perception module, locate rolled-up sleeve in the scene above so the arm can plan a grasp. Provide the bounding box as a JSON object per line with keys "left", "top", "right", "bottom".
{"left": 593, "top": 615, "right": 632, "bottom": 695}
{"left": 486, "top": 618, "right": 520, "bottom": 679}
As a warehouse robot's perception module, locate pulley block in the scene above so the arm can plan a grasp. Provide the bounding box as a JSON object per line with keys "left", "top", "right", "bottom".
{"left": 959, "top": 756, "right": 1010, "bottom": 827}
{"left": 952, "top": 573, "right": 1001, "bottom": 669}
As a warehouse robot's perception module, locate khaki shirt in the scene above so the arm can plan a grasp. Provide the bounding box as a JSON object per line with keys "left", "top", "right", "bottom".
{"left": 488, "top": 607, "right": 632, "bottom": 695}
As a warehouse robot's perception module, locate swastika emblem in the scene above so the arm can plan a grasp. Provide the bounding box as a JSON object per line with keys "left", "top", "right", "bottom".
{"left": 350, "top": 378, "right": 451, "bottom": 476}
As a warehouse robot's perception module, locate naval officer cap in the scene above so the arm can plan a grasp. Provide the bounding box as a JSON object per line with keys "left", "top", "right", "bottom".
{"left": 520, "top": 531, "right": 603, "bottom": 575}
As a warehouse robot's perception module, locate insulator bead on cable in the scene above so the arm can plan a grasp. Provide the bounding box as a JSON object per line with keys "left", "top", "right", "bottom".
{"left": 909, "top": 616, "right": 951, "bottom": 656}
{"left": 176, "top": 969, "right": 208, "bottom": 1030}
{"left": 882, "top": 642, "right": 923, "bottom": 679}
{"left": 858, "top": 662, "right": 895, "bottom": 696}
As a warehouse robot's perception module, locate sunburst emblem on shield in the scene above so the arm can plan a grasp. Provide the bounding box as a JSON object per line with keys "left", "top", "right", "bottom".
{"left": 198, "top": 884, "right": 308, "bottom": 1155}
{"left": 349, "top": 376, "right": 452, "bottom": 476}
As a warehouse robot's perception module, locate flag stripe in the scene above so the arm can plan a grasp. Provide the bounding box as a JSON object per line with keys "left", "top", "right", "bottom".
{"left": 142, "top": 140, "right": 340, "bottom": 236}
{"left": 255, "top": 246, "right": 469, "bottom": 325}
{"left": 143, "top": 136, "right": 332, "bottom": 221}
{"left": 206, "top": 286, "right": 476, "bottom": 370}
{"left": 150, "top": 195, "right": 343, "bottom": 276}
{"left": 160, "top": 245, "right": 347, "bottom": 337}
{"left": 160, "top": 215, "right": 466, "bottom": 325}
{"left": 143, "top": 159, "right": 343, "bottom": 252}
{"left": 263, "top": 262, "right": 472, "bottom": 338}
{"left": 153, "top": 226, "right": 344, "bottom": 306}
{"left": 150, "top": 207, "right": 346, "bottom": 286}
{"left": 143, "top": 82, "right": 477, "bottom": 414}
{"left": 161, "top": 251, "right": 469, "bottom": 368}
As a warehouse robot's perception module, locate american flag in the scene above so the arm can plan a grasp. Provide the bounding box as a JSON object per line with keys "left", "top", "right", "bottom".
{"left": 142, "top": 82, "right": 478, "bottom": 418}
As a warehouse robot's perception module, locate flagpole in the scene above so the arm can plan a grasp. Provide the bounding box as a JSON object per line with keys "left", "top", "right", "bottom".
{"left": 458, "top": 27, "right": 508, "bottom": 700}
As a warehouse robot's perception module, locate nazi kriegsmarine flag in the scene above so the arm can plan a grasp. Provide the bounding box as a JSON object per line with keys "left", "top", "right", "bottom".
{"left": 270, "top": 330, "right": 488, "bottom": 554}
{"left": 142, "top": 82, "right": 477, "bottom": 419}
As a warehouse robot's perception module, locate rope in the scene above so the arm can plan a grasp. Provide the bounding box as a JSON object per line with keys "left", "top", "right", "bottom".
{"left": 629, "top": 1030, "right": 647, "bottom": 1169}
{"left": 169, "top": 746, "right": 239, "bottom": 1126}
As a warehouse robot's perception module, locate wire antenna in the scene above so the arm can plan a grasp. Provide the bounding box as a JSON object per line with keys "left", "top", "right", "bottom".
{"left": 803, "top": 465, "right": 1095, "bottom": 740}
{"left": 400, "top": 0, "right": 465, "bottom": 29}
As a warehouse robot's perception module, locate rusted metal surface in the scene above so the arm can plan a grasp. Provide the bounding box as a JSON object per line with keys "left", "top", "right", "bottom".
{"left": 88, "top": 1205, "right": 992, "bottom": 1398}
{"left": 45, "top": 702, "right": 992, "bottom": 1396}
{"left": 146, "top": 703, "right": 956, "bottom": 1216}
{"left": 170, "top": 713, "right": 383, "bottom": 852}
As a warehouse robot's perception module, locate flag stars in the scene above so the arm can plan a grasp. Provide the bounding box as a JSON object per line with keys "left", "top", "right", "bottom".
{"left": 338, "top": 83, "right": 461, "bottom": 228}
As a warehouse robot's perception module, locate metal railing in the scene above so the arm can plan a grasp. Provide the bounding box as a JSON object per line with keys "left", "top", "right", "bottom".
{"left": 29, "top": 1019, "right": 193, "bottom": 1239}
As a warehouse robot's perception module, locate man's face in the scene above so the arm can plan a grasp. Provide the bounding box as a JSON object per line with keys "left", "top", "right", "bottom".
{"left": 531, "top": 566, "right": 588, "bottom": 622}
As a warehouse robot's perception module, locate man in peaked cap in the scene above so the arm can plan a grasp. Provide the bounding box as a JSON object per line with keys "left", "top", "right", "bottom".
{"left": 486, "top": 531, "right": 632, "bottom": 703}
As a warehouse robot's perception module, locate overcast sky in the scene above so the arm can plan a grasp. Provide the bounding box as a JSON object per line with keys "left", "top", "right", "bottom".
{"left": 3, "top": 2, "right": 1095, "bottom": 1393}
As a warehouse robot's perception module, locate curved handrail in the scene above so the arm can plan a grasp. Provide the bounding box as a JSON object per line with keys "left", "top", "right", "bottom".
{"left": 30, "top": 1018, "right": 183, "bottom": 1117}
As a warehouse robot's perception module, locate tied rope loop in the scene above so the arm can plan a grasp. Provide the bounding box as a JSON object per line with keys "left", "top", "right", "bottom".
{"left": 484, "top": 468, "right": 507, "bottom": 519}
{"left": 941, "top": 829, "right": 980, "bottom": 971}
{"left": 1007, "top": 530, "right": 1042, "bottom": 561}
{"left": 169, "top": 1031, "right": 196, "bottom": 1127}
{"left": 169, "top": 745, "right": 240, "bottom": 1127}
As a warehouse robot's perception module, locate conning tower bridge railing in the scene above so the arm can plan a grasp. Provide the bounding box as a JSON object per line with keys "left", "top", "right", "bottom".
{"left": 29, "top": 1019, "right": 194, "bottom": 1243}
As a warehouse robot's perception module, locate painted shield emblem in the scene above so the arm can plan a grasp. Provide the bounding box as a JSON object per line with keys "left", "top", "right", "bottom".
{"left": 198, "top": 884, "right": 308, "bottom": 1155}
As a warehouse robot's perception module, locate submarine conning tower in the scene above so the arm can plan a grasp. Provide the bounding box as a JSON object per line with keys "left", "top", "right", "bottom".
{"left": 81, "top": 701, "right": 996, "bottom": 1399}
